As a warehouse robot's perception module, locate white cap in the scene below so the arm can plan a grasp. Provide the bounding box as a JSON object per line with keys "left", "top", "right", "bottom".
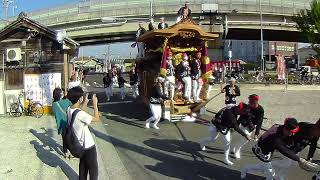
{"left": 229, "top": 77, "right": 236, "bottom": 82}
{"left": 157, "top": 77, "right": 164, "bottom": 82}
{"left": 208, "top": 75, "right": 215, "bottom": 79}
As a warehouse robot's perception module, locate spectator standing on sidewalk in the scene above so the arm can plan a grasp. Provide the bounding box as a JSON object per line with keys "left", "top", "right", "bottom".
{"left": 53, "top": 87, "right": 90, "bottom": 158}
{"left": 52, "top": 88, "right": 72, "bottom": 158}
{"left": 67, "top": 87, "right": 100, "bottom": 180}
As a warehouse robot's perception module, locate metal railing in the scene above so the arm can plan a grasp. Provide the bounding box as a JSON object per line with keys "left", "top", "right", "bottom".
{"left": 0, "top": 0, "right": 312, "bottom": 29}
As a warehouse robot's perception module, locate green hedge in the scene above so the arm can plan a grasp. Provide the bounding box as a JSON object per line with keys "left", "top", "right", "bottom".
{"left": 242, "top": 63, "right": 259, "bottom": 70}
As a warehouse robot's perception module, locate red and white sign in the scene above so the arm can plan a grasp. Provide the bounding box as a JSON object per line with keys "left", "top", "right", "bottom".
{"left": 276, "top": 55, "right": 286, "bottom": 80}
{"left": 211, "top": 61, "right": 240, "bottom": 69}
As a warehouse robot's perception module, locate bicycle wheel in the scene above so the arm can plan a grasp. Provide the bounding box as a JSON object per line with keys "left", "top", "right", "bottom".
{"left": 31, "top": 102, "right": 44, "bottom": 118}
{"left": 10, "top": 103, "right": 23, "bottom": 117}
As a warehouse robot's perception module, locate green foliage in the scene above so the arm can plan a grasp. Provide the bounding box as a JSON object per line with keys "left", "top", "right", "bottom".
{"left": 265, "top": 74, "right": 277, "bottom": 81}
{"left": 242, "top": 62, "right": 259, "bottom": 70}
{"left": 243, "top": 74, "right": 252, "bottom": 81}
{"left": 293, "top": 0, "right": 320, "bottom": 57}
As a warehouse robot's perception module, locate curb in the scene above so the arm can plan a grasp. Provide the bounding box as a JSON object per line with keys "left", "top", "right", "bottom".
{"left": 91, "top": 121, "right": 131, "bottom": 180}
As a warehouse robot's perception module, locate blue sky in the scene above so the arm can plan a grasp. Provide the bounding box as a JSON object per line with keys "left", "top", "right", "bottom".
{"left": 80, "top": 43, "right": 137, "bottom": 59}
{"left": 13, "top": 0, "right": 79, "bottom": 13}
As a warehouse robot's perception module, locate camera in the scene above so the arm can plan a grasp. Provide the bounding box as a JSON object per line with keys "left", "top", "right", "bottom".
{"left": 86, "top": 93, "right": 93, "bottom": 99}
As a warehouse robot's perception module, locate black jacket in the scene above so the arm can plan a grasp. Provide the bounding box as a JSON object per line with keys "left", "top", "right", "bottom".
{"left": 223, "top": 85, "right": 240, "bottom": 105}
{"left": 238, "top": 105, "right": 264, "bottom": 136}
{"left": 176, "top": 63, "right": 190, "bottom": 80}
{"left": 212, "top": 107, "right": 247, "bottom": 138}
{"left": 287, "top": 122, "right": 319, "bottom": 160}
{"left": 136, "top": 27, "right": 146, "bottom": 38}
{"left": 129, "top": 74, "right": 139, "bottom": 85}
{"left": 150, "top": 84, "right": 167, "bottom": 104}
{"left": 148, "top": 22, "right": 156, "bottom": 31}
{"left": 190, "top": 59, "right": 201, "bottom": 79}
{"left": 166, "top": 63, "right": 175, "bottom": 76}
{"left": 158, "top": 23, "right": 168, "bottom": 29}
{"left": 177, "top": 7, "right": 191, "bottom": 18}
{"left": 103, "top": 76, "right": 112, "bottom": 88}
{"left": 257, "top": 124, "right": 300, "bottom": 161}
{"left": 118, "top": 76, "right": 126, "bottom": 88}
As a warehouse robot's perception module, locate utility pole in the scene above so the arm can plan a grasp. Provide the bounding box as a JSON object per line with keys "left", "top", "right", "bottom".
{"left": 149, "top": 0, "right": 153, "bottom": 20}
{"left": 108, "top": 45, "right": 111, "bottom": 71}
{"left": 3, "top": 0, "right": 10, "bottom": 20}
{"left": 12, "top": 0, "right": 16, "bottom": 17}
{"left": 259, "top": 0, "right": 264, "bottom": 72}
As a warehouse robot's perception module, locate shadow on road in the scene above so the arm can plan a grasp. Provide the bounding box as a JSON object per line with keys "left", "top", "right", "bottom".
{"left": 90, "top": 128, "right": 264, "bottom": 180}
{"left": 30, "top": 128, "right": 63, "bottom": 155}
{"left": 105, "top": 115, "right": 146, "bottom": 129}
{"left": 29, "top": 129, "right": 78, "bottom": 179}
{"left": 143, "top": 138, "right": 225, "bottom": 164}
{"left": 99, "top": 99, "right": 150, "bottom": 120}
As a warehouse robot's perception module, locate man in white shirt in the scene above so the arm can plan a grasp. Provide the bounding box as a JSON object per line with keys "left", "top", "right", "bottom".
{"left": 67, "top": 87, "right": 100, "bottom": 180}
{"left": 158, "top": 17, "right": 168, "bottom": 29}
{"left": 136, "top": 22, "right": 146, "bottom": 58}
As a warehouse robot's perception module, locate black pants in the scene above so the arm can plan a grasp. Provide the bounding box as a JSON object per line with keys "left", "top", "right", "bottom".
{"left": 79, "top": 146, "right": 98, "bottom": 180}
{"left": 61, "top": 131, "right": 68, "bottom": 154}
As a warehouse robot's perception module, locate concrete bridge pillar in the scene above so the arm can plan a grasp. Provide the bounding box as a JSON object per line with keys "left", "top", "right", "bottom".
{"left": 200, "top": 24, "right": 225, "bottom": 61}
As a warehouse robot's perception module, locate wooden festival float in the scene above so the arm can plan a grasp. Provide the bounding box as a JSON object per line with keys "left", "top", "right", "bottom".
{"left": 136, "top": 19, "right": 219, "bottom": 122}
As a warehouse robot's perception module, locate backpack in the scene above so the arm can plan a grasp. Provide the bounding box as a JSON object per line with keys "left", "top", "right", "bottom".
{"left": 63, "top": 109, "right": 85, "bottom": 158}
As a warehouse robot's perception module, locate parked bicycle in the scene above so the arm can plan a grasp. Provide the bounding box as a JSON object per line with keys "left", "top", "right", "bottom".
{"left": 9, "top": 92, "right": 44, "bottom": 118}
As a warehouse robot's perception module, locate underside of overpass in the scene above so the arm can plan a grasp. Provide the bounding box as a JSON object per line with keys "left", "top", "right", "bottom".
{"left": 71, "top": 28, "right": 307, "bottom": 46}
{"left": 226, "top": 28, "right": 306, "bottom": 42}
{"left": 71, "top": 31, "right": 136, "bottom": 46}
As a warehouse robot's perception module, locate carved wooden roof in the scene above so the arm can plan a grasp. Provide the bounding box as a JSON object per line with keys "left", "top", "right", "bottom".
{"left": 137, "top": 19, "right": 219, "bottom": 42}
{"left": 0, "top": 12, "right": 79, "bottom": 48}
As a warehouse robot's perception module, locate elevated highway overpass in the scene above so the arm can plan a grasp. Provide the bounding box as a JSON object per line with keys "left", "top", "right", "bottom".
{"left": 0, "top": 0, "right": 312, "bottom": 45}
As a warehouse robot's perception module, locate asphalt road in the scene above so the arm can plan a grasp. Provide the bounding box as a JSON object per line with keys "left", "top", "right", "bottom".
{"left": 85, "top": 74, "right": 318, "bottom": 180}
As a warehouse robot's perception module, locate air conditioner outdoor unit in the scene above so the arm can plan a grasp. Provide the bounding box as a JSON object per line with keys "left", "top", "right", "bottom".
{"left": 6, "top": 48, "right": 22, "bottom": 62}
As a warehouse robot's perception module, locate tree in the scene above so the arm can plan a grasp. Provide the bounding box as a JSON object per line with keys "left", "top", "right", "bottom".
{"left": 293, "top": 0, "right": 320, "bottom": 57}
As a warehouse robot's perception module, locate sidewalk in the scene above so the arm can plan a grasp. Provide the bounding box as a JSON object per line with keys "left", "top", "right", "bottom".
{"left": 0, "top": 115, "right": 130, "bottom": 180}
